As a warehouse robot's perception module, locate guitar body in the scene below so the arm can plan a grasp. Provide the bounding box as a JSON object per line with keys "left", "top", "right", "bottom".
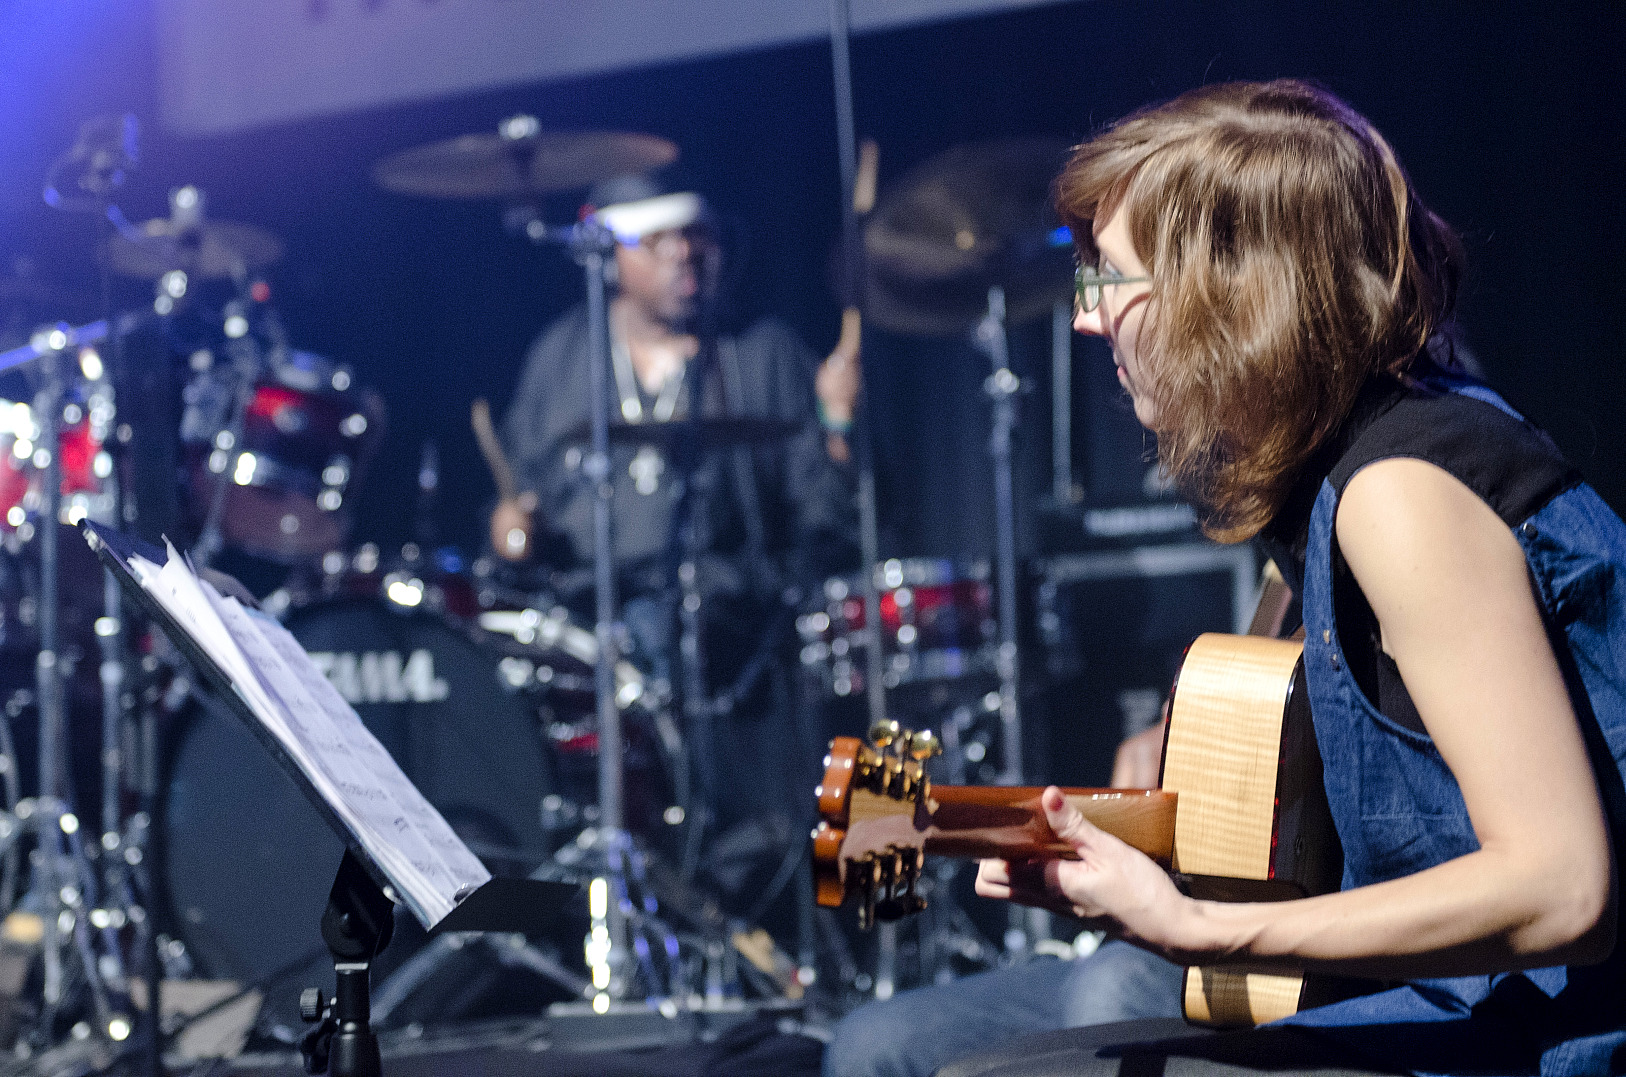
{"left": 812, "top": 629, "right": 1346, "bottom": 1029}
{"left": 1160, "top": 633, "right": 1342, "bottom": 1026}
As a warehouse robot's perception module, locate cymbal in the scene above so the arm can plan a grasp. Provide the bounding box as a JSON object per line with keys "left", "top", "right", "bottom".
{"left": 104, "top": 218, "right": 284, "bottom": 280}
{"left": 862, "top": 137, "right": 1075, "bottom": 337}
{"left": 564, "top": 417, "right": 800, "bottom": 450}
{"left": 373, "top": 127, "right": 678, "bottom": 201}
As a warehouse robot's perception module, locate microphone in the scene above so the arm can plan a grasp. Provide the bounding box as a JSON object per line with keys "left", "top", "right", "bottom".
{"left": 43, "top": 114, "right": 139, "bottom": 209}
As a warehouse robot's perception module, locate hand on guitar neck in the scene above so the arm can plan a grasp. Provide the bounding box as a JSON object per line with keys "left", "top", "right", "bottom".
{"left": 973, "top": 786, "right": 1190, "bottom": 948}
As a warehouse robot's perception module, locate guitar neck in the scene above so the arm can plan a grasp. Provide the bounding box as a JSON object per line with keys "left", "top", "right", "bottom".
{"left": 846, "top": 784, "right": 1177, "bottom": 867}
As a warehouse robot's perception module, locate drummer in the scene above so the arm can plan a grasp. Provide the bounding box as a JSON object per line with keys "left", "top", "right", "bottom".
{"left": 488, "top": 169, "right": 860, "bottom": 823}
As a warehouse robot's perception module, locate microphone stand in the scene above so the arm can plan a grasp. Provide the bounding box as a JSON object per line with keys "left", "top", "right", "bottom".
{"left": 512, "top": 207, "right": 680, "bottom": 1006}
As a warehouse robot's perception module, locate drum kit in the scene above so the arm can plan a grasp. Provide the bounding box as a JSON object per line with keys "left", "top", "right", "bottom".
{"left": 0, "top": 106, "right": 1085, "bottom": 1062}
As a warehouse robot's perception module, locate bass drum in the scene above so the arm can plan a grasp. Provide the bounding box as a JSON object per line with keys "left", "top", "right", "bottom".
{"left": 158, "top": 593, "right": 558, "bottom": 1036}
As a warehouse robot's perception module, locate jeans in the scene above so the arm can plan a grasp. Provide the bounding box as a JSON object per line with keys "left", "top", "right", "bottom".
{"left": 822, "top": 942, "right": 1185, "bottom": 1077}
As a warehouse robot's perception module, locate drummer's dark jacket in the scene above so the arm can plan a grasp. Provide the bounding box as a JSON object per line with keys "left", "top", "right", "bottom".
{"left": 500, "top": 304, "right": 858, "bottom": 613}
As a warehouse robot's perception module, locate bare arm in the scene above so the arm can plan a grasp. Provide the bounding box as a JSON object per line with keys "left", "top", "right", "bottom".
{"left": 979, "top": 458, "right": 1616, "bottom": 978}
{"left": 1110, "top": 721, "right": 1166, "bottom": 789}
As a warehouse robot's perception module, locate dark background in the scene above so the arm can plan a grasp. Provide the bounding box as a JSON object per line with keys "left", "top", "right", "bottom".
{"left": 2, "top": 0, "right": 1623, "bottom": 562}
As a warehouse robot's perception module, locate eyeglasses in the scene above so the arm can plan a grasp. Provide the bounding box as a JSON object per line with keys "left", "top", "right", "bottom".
{"left": 1075, "top": 263, "right": 1151, "bottom": 313}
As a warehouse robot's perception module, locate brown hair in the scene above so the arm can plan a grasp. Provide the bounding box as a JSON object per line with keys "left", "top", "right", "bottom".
{"left": 1056, "top": 79, "right": 1463, "bottom": 541}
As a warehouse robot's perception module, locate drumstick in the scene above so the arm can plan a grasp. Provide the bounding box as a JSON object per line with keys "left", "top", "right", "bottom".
{"left": 470, "top": 398, "right": 519, "bottom": 502}
{"left": 833, "top": 139, "right": 879, "bottom": 359}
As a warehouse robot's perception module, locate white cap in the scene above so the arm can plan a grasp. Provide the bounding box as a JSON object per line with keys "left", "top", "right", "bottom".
{"left": 592, "top": 192, "right": 705, "bottom": 244}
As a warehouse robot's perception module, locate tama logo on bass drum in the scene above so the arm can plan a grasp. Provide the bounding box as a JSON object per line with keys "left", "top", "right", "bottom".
{"left": 307, "top": 648, "right": 450, "bottom": 704}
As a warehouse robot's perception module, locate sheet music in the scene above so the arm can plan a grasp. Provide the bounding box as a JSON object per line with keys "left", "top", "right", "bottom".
{"left": 124, "top": 544, "right": 489, "bottom": 927}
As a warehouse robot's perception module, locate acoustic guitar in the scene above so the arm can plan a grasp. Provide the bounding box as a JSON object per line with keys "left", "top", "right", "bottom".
{"left": 812, "top": 619, "right": 1348, "bottom": 1027}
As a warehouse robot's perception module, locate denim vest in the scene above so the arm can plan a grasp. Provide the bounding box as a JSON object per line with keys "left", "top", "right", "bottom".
{"left": 1276, "top": 383, "right": 1626, "bottom": 1076}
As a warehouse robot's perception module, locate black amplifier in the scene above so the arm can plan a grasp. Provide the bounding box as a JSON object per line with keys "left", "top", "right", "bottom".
{"left": 1032, "top": 540, "right": 1256, "bottom": 787}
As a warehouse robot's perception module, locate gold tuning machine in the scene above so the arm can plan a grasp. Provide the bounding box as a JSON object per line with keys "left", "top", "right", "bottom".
{"left": 868, "top": 718, "right": 902, "bottom": 748}
{"left": 850, "top": 846, "right": 928, "bottom": 929}
{"left": 859, "top": 722, "right": 938, "bottom": 804}
{"left": 907, "top": 729, "right": 941, "bottom": 762}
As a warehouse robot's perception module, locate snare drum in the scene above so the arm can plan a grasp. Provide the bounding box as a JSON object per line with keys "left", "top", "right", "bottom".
{"left": 798, "top": 557, "right": 997, "bottom": 698}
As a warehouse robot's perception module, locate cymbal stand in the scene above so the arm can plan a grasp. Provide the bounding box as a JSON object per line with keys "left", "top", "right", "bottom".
{"left": 14, "top": 330, "right": 132, "bottom": 1047}
{"left": 975, "top": 287, "right": 1023, "bottom": 786}
{"left": 915, "top": 704, "right": 998, "bottom": 984}
{"left": 672, "top": 472, "right": 714, "bottom": 883}
{"left": 827, "top": 0, "right": 888, "bottom": 736}
{"left": 976, "top": 287, "right": 1046, "bottom": 959}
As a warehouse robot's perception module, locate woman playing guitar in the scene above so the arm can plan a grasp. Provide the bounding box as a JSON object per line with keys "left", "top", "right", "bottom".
{"left": 948, "top": 80, "right": 1626, "bottom": 1077}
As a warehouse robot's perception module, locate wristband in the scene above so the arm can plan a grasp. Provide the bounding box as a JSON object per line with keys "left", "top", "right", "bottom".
{"left": 817, "top": 398, "right": 854, "bottom": 436}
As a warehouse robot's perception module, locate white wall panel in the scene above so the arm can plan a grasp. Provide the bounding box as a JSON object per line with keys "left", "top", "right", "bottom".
{"left": 156, "top": 0, "right": 1070, "bottom": 136}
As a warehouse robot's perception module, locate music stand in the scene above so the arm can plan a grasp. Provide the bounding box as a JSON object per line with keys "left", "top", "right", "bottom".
{"left": 81, "top": 521, "right": 570, "bottom": 1076}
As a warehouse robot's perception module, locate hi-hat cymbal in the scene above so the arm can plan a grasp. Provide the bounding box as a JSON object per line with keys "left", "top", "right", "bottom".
{"left": 373, "top": 124, "right": 679, "bottom": 201}
{"left": 862, "top": 137, "right": 1075, "bottom": 337}
{"left": 104, "top": 218, "right": 284, "bottom": 281}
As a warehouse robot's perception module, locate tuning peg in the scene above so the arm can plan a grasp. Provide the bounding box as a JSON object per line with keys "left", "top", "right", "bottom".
{"left": 868, "top": 718, "right": 902, "bottom": 749}
{"left": 873, "top": 892, "right": 927, "bottom": 922}
{"left": 875, "top": 848, "right": 927, "bottom": 921}
{"left": 853, "top": 855, "right": 881, "bottom": 931}
{"left": 907, "top": 729, "right": 941, "bottom": 761}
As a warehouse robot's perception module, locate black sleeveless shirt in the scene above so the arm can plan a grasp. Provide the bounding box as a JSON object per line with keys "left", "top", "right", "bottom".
{"left": 1255, "top": 367, "right": 1579, "bottom": 734}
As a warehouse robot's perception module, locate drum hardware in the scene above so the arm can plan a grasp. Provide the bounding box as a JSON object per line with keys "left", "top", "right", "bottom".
{"left": 9, "top": 138, "right": 372, "bottom": 1065}
{"left": 0, "top": 321, "right": 142, "bottom": 1057}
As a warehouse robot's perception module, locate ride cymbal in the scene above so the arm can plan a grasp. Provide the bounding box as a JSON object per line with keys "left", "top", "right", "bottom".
{"left": 862, "top": 137, "right": 1075, "bottom": 337}
{"left": 373, "top": 121, "right": 678, "bottom": 200}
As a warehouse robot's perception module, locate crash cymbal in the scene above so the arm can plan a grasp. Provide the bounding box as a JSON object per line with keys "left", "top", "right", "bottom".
{"left": 373, "top": 121, "right": 679, "bottom": 200}
{"left": 104, "top": 218, "right": 284, "bottom": 281}
{"left": 563, "top": 417, "right": 800, "bottom": 450}
{"left": 861, "top": 137, "right": 1075, "bottom": 337}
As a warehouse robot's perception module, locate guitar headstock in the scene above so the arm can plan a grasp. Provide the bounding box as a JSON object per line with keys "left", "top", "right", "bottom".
{"left": 812, "top": 720, "right": 941, "bottom": 929}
